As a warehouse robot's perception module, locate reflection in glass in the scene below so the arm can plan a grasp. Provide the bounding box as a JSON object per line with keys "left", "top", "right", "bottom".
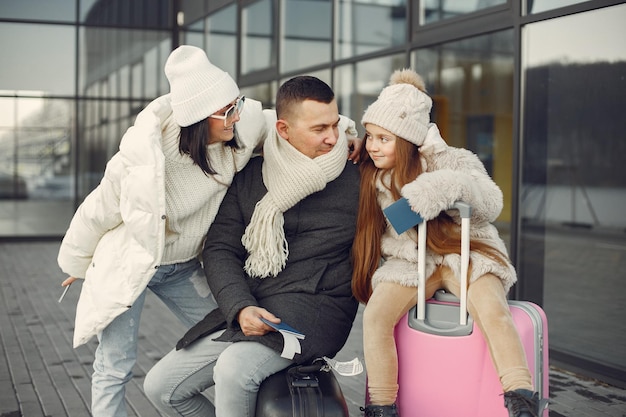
{"left": 0, "top": 97, "right": 72, "bottom": 198}
{"left": 79, "top": 27, "right": 170, "bottom": 98}
{"left": 79, "top": 25, "right": 170, "bottom": 205}
{"left": 279, "top": 69, "right": 332, "bottom": 94}
{"left": 525, "top": 0, "right": 589, "bottom": 15}
{"left": 182, "top": 20, "right": 205, "bottom": 50}
{"left": 241, "top": 82, "right": 278, "bottom": 112}
{"left": 334, "top": 54, "right": 405, "bottom": 137}
{"left": 281, "top": 0, "right": 332, "bottom": 73}
{"left": 335, "top": 0, "right": 406, "bottom": 60}
{"left": 131, "top": 61, "right": 143, "bottom": 99}
{"left": 80, "top": 0, "right": 171, "bottom": 28}
{"left": 421, "top": 0, "right": 506, "bottom": 24}
{"left": 521, "top": 4, "right": 626, "bottom": 373}
{"left": 206, "top": 4, "right": 238, "bottom": 77}
{"left": 144, "top": 46, "right": 159, "bottom": 98}
{"left": 412, "top": 30, "right": 514, "bottom": 226}
{"left": 301, "top": 69, "right": 332, "bottom": 88}
{"left": 158, "top": 38, "right": 171, "bottom": 94}
{"left": 241, "top": 0, "right": 275, "bottom": 75}
{"left": 0, "top": 0, "right": 75, "bottom": 22}
{"left": 0, "top": 23, "right": 75, "bottom": 95}
{"left": 0, "top": 97, "right": 74, "bottom": 236}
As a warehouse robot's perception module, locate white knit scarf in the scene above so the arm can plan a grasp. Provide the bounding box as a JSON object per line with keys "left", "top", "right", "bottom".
{"left": 241, "top": 127, "right": 348, "bottom": 278}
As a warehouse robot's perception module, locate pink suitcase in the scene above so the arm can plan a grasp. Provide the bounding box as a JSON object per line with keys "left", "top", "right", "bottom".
{"left": 384, "top": 202, "right": 549, "bottom": 416}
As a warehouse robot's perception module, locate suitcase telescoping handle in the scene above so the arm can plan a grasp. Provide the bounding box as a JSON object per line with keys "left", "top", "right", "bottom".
{"left": 417, "top": 201, "right": 472, "bottom": 325}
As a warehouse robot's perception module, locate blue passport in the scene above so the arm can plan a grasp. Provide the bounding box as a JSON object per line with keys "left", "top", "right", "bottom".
{"left": 383, "top": 197, "right": 423, "bottom": 234}
{"left": 260, "top": 318, "right": 305, "bottom": 338}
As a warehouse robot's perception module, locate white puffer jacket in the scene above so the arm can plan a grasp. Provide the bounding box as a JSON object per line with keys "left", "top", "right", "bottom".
{"left": 57, "top": 95, "right": 267, "bottom": 347}
{"left": 372, "top": 124, "right": 517, "bottom": 293}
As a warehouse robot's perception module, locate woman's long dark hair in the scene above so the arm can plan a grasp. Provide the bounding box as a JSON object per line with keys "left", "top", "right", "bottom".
{"left": 178, "top": 118, "right": 240, "bottom": 176}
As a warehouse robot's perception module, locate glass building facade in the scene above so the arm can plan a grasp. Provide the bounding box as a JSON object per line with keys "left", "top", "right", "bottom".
{"left": 1, "top": 0, "right": 625, "bottom": 387}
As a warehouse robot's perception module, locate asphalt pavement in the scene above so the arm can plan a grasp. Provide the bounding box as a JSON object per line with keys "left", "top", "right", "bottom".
{"left": 1, "top": 241, "right": 625, "bottom": 417}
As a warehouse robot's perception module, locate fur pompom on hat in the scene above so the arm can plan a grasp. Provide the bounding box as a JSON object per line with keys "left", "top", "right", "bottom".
{"left": 362, "top": 69, "right": 432, "bottom": 147}
{"left": 165, "top": 45, "right": 240, "bottom": 127}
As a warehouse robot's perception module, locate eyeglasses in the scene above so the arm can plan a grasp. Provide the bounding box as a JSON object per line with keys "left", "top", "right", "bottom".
{"left": 209, "top": 96, "right": 245, "bottom": 126}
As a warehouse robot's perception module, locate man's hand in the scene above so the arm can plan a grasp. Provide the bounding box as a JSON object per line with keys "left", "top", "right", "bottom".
{"left": 237, "top": 306, "right": 281, "bottom": 337}
{"left": 347, "top": 134, "right": 363, "bottom": 163}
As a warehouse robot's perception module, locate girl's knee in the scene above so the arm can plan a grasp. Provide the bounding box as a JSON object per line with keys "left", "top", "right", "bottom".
{"left": 468, "top": 274, "right": 507, "bottom": 304}
{"left": 468, "top": 274, "right": 512, "bottom": 321}
{"left": 363, "top": 301, "right": 388, "bottom": 329}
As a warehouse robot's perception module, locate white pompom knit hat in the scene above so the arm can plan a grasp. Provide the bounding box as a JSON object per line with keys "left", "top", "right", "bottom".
{"left": 164, "top": 45, "right": 240, "bottom": 127}
{"left": 361, "top": 69, "right": 432, "bottom": 147}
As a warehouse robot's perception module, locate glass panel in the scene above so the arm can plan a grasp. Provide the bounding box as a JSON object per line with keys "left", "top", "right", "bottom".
{"left": 158, "top": 38, "right": 171, "bottom": 94}
{"left": 281, "top": 0, "right": 332, "bottom": 73}
{"left": 77, "top": 33, "right": 171, "bottom": 200}
{"left": 80, "top": 0, "right": 171, "bottom": 28}
{"left": 421, "top": 0, "right": 506, "bottom": 24}
{"left": 119, "top": 65, "right": 130, "bottom": 100}
{"left": 206, "top": 4, "right": 238, "bottom": 77}
{"left": 0, "top": 97, "right": 74, "bottom": 237}
{"left": 182, "top": 20, "right": 205, "bottom": 49}
{"left": 335, "top": 0, "right": 406, "bottom": 60}
{"left": 240, "top": 82, "right": 278, "bottom": 109}
{"left": 144, "top": 46, "right": 160, "bottom": 98}
{"left": 521, "top": 4, "right": 626, "bottom": 374}
{"left": 412, "top": 30, "right": 514, "bottom": 229}
{"left": 0, "top": 0, "right": 75, "bottom": 22}
{"left": 302, "top": 69, "right": 332, "bottom": 88}
{"left": 241, "top": 0, "right": 275, "bottom": 75}
{"left": 78, "top": 100, "right": 109, "bottom": 199}
{"left": 79, "top": 27, "right": 170, "bottom": 98}
{"left": 0, "top": 23, "right": 75, "bottom": 96}
{"left": 278, "top": 69, "right": 332, "bottom": 97}
{"left": 131, "top": 61, "right": 143, "bottom": 99}
{"left": 526, "top": 0, "right": 591, "bottom": 14}
{"left": 334, "top": 54, "right": 406, "bottom": 137}
{"left": 179, "top": 0, "right": 207, "bottom": 26}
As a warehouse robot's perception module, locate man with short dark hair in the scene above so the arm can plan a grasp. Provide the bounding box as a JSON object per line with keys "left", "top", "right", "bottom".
{"left": 144, "top": 75, "right": 360, "bottom": 417}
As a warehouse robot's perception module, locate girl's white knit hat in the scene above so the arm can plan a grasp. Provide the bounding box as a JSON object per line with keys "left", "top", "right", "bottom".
{"left": 164, "top": 45, "right": 240, "bottom": 127}
{"left": 362, "top": 69, "right": 432, "bottom": 147}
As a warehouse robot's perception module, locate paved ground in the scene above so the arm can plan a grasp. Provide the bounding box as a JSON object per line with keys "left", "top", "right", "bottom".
{"left": 1, "top": 241, "right": 625, "bottom": 417}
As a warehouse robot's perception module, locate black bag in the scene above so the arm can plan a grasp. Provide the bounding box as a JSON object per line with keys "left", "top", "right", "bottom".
{"left": 255, "top": 360, "right": 349, "bottom": 417}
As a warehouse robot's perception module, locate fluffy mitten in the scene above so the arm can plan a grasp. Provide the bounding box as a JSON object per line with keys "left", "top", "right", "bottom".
{"left": 400, "top": 169, "right": 472, "bottom": 221}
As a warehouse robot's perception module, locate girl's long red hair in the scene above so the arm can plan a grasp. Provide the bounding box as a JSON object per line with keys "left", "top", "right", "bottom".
{"left": 351, "top": 135, "right": 508, "bottom": 304}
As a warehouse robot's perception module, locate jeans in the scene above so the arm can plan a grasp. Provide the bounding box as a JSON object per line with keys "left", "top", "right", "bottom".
{"left": 144, "top": 330, "right": 293, "bottom": 417}
{"left": 91, "top": 259, "right": 218, "bottom": 417}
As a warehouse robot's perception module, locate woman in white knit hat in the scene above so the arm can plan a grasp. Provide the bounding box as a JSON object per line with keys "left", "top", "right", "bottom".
{"left": 56, "top": 45, "right": 272, "bottom": 417}
{"left": 351, "top": 69, "right": 543, "bottom": 417}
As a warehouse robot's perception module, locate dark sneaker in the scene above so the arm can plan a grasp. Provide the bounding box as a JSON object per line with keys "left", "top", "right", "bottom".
{"left": 503, "top": 389, "right": 547, "bottom": 417}
{"left": 360, "top": 403, "right": 400, "bottom": 417}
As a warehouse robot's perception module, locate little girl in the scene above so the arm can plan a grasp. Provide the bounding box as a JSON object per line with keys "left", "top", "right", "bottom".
{"left": 352, "top": 69, "right": 541, "bottom": 417}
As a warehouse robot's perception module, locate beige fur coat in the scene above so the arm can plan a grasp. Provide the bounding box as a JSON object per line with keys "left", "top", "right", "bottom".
{"left": 372, "top": 125, "right": 517, "bottom": 293}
